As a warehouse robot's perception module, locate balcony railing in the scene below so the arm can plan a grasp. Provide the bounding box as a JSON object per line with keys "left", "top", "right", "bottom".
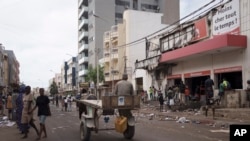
{"left": 79, "top": 43, "right": 89, "bottom": 52}
{"left": 79, "top": 56, "right": 88, "bottom": 64}
{"left": 79, "top": 18, "right": 88, "bottom": 30}
{"left": 104, "top": 31, "right": 110, "bottom": 42}
{"left": 78, "top": 31, "right": 88, "bottom": 41}
{"left": 78, "top": 6, "right": 88, "bottom": 18}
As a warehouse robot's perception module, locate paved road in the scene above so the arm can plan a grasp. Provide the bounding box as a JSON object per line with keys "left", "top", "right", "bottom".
{"left": 0, "top": 103, "right": 229, "bottom": 141}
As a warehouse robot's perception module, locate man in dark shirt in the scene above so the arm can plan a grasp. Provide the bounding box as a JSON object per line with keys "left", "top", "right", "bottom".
{"left": 30, "top": 88, "right": 50, "bottom": 140}
{"left": 205, "top": 76, "right": 214, "bottom": 98}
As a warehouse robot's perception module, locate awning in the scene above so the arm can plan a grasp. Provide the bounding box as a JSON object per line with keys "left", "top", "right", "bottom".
{"left": 160, "top": 34, "right": 247, "bottom": 63}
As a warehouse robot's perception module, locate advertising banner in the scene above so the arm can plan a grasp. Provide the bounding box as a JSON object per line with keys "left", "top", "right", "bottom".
{"left": 212, "top": 0, "right": 240, "bottom": 35}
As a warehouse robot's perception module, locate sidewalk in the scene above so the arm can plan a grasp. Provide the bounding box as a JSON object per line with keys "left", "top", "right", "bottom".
{"left": 137, "top": 100, "right": 250, "bottom": 127}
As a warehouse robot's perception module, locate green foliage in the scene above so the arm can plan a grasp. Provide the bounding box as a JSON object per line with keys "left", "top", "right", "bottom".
{"left": 49, "top": 81, "right": 58, "bottom": 96}
{"left": 85, "top": 65, "right": 104, "bottom": 84}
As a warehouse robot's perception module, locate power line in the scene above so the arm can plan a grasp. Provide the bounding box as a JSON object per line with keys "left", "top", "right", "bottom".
{"left": 115, "top": 0, "right": 226, "bottom": 49}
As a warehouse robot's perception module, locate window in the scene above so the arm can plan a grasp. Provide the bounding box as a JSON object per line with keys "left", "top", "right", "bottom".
{"left": 141, "top": 4, "right": 158, "bottom": 10}
{"left": 115, "top": 0, "right": 130, "bottom": 6}
{"left": 115, "top": 13, "right": 123, "bottom": 19}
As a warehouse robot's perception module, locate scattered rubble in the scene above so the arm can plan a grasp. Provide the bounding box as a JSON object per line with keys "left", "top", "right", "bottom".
{"left": 0, "top": 116, "right": 16, "bottom": 128}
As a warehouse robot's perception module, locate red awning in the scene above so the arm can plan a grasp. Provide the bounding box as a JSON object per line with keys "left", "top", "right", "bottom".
{"left": 160, "top": 34, "right": 247, "bottom": 63}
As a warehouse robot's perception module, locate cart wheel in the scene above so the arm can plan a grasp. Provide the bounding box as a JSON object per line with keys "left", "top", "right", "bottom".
{"left": 123, "top": 125, "right": 135, "bottom": 140}
{"left": 80, "top": 122, "right": 91, "bottom": 141}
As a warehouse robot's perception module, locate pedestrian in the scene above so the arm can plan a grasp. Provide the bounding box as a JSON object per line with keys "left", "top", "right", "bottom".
{"left": 222, "top": 78, "right": 231, "bottom": 90}
{"left": 167, "top": 87, "right": 174, "bottom": 108}
{"left": 218, "top": 80, "right": 225, "bottom": 104}
{"left": 205, "top": 76, "right": 214, "bottom": 105}
{"left": 67, "top": 96, "right": 72, "bottom": 112}
{"left": 55, "top": 94, "right": 59, "bottom": 107}
{"left": 11, "top": 88, "right": 19, "bottom": 121}
{"left": 16, "top": 84, "right": 25, "bottom": 134}
{"left": 6, "top": 92, "right": 13, "bottom": 120}
{"left": 64, "top": 97, "right": 68, "bottom": 112}
{"left": 114, "top": 74, "right": 134, "bottom": 118}
{"left": 179, "top": 81, "right": 185, "bottom": 104}
{"left": 149, "top": 87, "right": 153, "bottom": 101}
{"left": 184, "top": 85, "right": 190, "bottom": 104}
{"left": 61, "top": 96, "right": 65, "bottom": 111}
{"left": 21, "top": 86, "right": 39, "bottom": 139}
{"left": 29, "top": 88, "right": 50, "bottom": 140}
{"left": 158, "top": 92, "right": 164, "bottom": 112}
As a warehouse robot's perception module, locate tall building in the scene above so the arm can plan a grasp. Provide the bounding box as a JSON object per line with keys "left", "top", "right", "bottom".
{"left": 77, "top": 0, "right": 180, "bottom": 84}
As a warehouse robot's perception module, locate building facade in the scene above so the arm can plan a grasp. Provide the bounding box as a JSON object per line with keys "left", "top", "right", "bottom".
{"left": 77, "top": 0, "right": 180, "bottom": 84}
{"left": 135, "top": 0, "right": 250, "bottom": 107}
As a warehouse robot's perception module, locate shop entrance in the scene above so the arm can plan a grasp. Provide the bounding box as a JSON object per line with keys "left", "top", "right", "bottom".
{"left": 185, "top": 76, "right": 208, "bottom": 97}
{"left": 215, "top": 71, "right": 242, "bottom": 89}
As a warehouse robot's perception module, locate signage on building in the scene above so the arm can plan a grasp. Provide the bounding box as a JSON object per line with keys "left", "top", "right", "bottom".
{"left": 192, "top": 17, "right": 209, "bottom": 42}
{"left": 214, "top": 66, "right": 242, "bottom": 73}
{"left": 160, "top": 17, "right": 209, "bottom": 52}
{"left": 167, "top": 74, "right": 182, "bottom": 79}
{"left": 184, "top": 70, "right": 211, "bottom": 78}
{"left": 212, "top": 0, "right": 240, "bottom": 35}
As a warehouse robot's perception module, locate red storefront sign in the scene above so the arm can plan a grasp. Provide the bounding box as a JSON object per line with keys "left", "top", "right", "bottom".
{"left": 214, "top": 66, "right": 242, "bottom": 73}
{"left": 184, "top": 70, "right": 211, "bottom": 78}
{"left": 167, "top": 74, "right": 182, "bottom": 79}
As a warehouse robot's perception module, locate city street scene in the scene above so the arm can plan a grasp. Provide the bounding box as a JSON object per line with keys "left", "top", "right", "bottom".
{"left": 1, "top": 0, "right": 250, "bottom": 141}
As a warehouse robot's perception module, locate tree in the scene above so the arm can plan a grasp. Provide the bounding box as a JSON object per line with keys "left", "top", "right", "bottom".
{"left": 85, "top": 65, "right": 104, "bottom": 84}
{"left": 49, "top": 81, "right": 58, "bottom": 96}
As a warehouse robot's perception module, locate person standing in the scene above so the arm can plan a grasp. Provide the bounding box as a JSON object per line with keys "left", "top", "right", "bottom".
{"left": 30, "top": 88, "right": 50, "bottom": 140}
{"left": 149, "top": 87, "right": 153, "bottom": 101}
{"left": 21, "top": 86, "right": 39, "bottom": 139}
{"left": 184, "top": 86, "right": 190, "bottom": 104}
{"left": 114, "top": 74, "right": 134, "bottom": 117}
{"left": 205, "top": 76, "right": 214, "bottom": 105}
{"left": 11, "top": 88, "right": 19, "bottom": 121}
{"left": 158, "top": 93, "right": 164, "bottom": 112}
{"left": 6, "top": 92, "right": 13, "bottom": 120}
{"left": 55, "top": 94, "right": 59, "bottom": 107}
{"left": 179, "top": 81, "right": 185, "bottom": 104}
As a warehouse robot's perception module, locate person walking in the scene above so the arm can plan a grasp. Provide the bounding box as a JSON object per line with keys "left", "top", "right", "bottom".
{"left": 114, "top": 74, "right": 134, "bottom": 117}
{"left": 11, "top": 88, "right": 19, "bottom": 121}
{"left": 21, "top": 86, "right": 39, "bottom": 139}
{"left": 6, "top": 92, "right": 13, "bottom": 120}
{"left": 30, "top": 88, "right": 50, "bottom": 140}
{"left": 16, "top": 85, "right": 25, "bottom": 134}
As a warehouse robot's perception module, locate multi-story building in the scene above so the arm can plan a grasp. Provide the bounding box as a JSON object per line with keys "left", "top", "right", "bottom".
{"left": 103, "top": 10, "right": 170, "bottom": 94}
{"left": 77, "top": 0, "right": 180, "bottom": 84}
{"left": 4, "top": 50, "right": 20, "bottom": 90}
{"left": 135, "top": 0, "right": 250, "bottom": 107}
{"left": 0, "top": 44, "right": 5, "bottom": 88}
{"left": 60, "top": 57, "right": 78, "bottom": 94}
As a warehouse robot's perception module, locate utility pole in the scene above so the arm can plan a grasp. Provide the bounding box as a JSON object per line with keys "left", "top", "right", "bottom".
{"left": 96, "top": 48, "right": 99, "bottom": 99}
{"left": 124, "top": 56, "right": 127, "bottom": 74}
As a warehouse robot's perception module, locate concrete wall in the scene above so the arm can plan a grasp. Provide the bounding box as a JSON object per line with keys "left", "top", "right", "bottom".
{"left": 123, "top": 10, "right": 167, "bottom": 92}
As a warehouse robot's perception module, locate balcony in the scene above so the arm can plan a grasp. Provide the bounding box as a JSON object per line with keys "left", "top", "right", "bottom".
{"left": 104, "top": 31, "right": 110, "bottom": 43}
{"left": 111, "top": 48, "right": 118, "bottom": 59}
{"left": 79, "top": 43, "right": 89, "bottom": 52}
{"left": 79, "top": 56, "right": 88, "bottom": 64}
{"left": 104, "top": 51, "right": 110, "bottom": 62}
{"left": 110, "top": 25, "right": 118, "bottom": 39}
{"left": 78, "top": 6, "right": 88, "bottom": 19}
{"left": 79, "top": 18, "right": 88, "bottom": 30}
{"left": 78, "top": 31, "right": 88, "bottom": 41}
{"left": 79, "top": 69, "right": 88, "bottom": 76}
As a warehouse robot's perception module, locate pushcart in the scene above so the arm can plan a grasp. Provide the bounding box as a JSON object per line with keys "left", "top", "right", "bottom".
{"left": 76, "top": 95, "right": 140, "bottom": 141}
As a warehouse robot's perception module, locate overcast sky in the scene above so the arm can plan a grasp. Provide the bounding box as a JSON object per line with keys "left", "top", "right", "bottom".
{"left": 0, "top": 0, "right": 213, "bottom": 89}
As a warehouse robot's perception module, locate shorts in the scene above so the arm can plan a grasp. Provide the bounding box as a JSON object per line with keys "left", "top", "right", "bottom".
{"left": 39, "top": 115, "right": 47, "bottom": 124}
{"left": 21, "top": 113, "right": 32, "bottom": 124}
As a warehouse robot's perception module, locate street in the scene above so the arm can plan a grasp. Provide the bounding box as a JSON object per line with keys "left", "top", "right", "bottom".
{"left": 0, "top": 103, "right": 229, "bottom": 141}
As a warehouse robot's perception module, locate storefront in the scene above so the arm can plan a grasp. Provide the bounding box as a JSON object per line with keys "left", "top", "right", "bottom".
{"left": 166, "top": 74, "right": 182, "bottom": 87}
{"left": 214, "top": 66, "right": 242, "bottom": 89}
